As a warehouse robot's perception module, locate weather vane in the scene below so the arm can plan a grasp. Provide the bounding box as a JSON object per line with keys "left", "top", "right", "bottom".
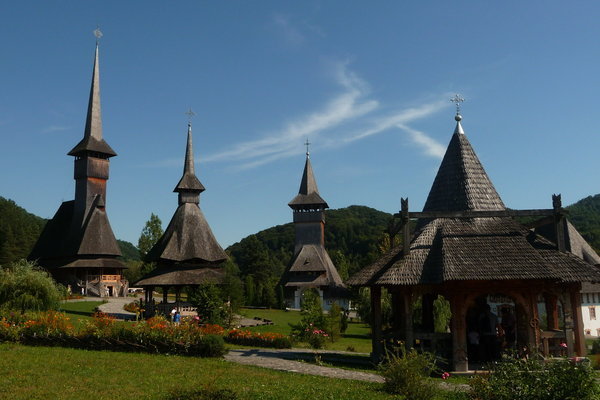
{"left": 304, "top": 138, "right": 311, "bottom": 157}
{"left": 450, "top": 94, "right": 465, "bottom": 115}
{"left": 185, "top": 108, "right": 196, "bottom": 124}
{"left": 93, "top": 26, "right": 103, "bottom": 43}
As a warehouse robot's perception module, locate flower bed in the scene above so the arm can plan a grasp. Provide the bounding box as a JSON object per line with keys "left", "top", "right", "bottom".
{"left": 0, "top": 311, "right": 225, "bottom": 357}
{"left": 225, "top": 329, "right": 291, "bottom": 349}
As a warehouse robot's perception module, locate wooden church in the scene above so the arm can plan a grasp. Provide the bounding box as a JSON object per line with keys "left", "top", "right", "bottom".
{"left": 29, "top": 36, "right": 127, "bottom": 297}
{"left": 348, "top": 105, "right": 600, "bottom": 371}
{"left": 134, "top": 122, "right": 228, "bottom": 315}
{"left": 280, "top": 147, "right": 349, "bottom": 311}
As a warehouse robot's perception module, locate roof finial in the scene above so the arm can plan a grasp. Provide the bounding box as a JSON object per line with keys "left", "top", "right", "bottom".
{"left": 185, "top": 108, "right": 196, "bottom": 127}
{"left": 304, "top": 138, "right": 311, "bottom": 158}
{"left": 93, "top": 26, "right": 103, "bottom": 44}
{"left": 450, "top": 94, "right": 465, "bottom": 121}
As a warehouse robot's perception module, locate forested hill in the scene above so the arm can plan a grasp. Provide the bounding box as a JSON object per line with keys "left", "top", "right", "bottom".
{"left": 567, "top": 194, "right": 600, "bottom": 251}
{"left": 0, "top": 196, "right": 139, "bottom": 265}
{"left": 226, "top": 205, "right": 393, "bottom": 282}
{"left": 0, "top": 197, "right": 46, "bottom": 264}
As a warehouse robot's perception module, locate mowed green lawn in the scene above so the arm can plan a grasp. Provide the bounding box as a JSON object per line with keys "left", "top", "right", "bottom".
{"left": 58, "top": 301, "right": 104, "bottom": 325}
{"left": 0, "top": 343, "right": 394, "bottom": 400}
{"left": 240, "top": 308, "right": 373, "bottom": 353}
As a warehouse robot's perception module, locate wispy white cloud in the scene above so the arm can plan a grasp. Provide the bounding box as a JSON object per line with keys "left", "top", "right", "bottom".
{"left": 397, "top": 124, "right": 446, "bottom": 158}
{"left": 203, "top": 62, "right": 378, "bottom": 169}
{"left": 272, "top": 14, "right": 305, "bottom": 45}
{"left": 153, "top": 63, "right": 449, "bottom": 171}
{"left": 41, "top": 125, "right": 70, "bottom": 134}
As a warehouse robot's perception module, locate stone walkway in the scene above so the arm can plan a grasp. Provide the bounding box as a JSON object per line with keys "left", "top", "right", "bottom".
{"left": 224, "top": 348, "right": 384, "bottom": 383}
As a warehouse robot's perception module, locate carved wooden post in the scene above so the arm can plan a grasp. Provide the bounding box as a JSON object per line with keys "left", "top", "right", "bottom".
{"left": 403, "top": 289, "right": 414, "bottom": 351}
{"left": 544, "top": 293, "right": 559, "bottom": 331}
{"left": 371, "top": 286, "right": 383, "bottom": 362}
{"left": 450, "top": 293, "right": 468, "bottom": 372}
{"left": 401, "top": 198, "right": 410, "bottom": 256}
{"left": 561, "top": 290, "right": 576, "bottom": 357}
{"left": 527, "top": 291, "right": 541, "bottom": 355}
{"left": 175, "top": 287, "right": 181, "bottom": 312}
{"left": 162, "top": 286, "right": 169, "bottom": 304}
{"left": 570, "top": 284, "right": 586, "bottom": 356}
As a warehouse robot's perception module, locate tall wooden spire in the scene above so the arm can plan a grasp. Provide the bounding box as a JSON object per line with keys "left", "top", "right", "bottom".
{"left": 68, "top": 43, "right": 116, "bottom": 158}
{"left": 174, "top": 123, "right": 205, "bottom": 205}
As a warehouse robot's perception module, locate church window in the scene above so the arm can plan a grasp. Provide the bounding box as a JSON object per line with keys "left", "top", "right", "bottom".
{"left": 589, "top": 307, "right": 596, "bottom": 320}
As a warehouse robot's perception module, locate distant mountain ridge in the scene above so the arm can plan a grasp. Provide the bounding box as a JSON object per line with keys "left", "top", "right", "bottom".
{"left": 567, "top": 194, "right": 600, "bottom": 252}
{"left": 3, "top": 195, "right": 600, "bottom": 271}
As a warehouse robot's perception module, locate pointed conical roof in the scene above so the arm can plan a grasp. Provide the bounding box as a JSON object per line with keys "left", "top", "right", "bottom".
{"left": 68, "top": 44, "right": 117, "bottom": 157}
{"left": 174, "top": 123, "right": 205, "bottom": 193}
{"left": 422, "top": 115, "right": 505, "bottom": 212}
{"left": 289, "top": 154, "right": 329, "bottom": 208}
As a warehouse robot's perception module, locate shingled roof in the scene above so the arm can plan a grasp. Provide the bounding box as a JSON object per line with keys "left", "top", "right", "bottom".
{"left": 29, "top": 195, "right": 124, "bottom": 269}
{"left": 535, "top": 220, "right": 600, "bottom": 265}
{"left": 68, "top": 44, "right": 116, "bottom": 158}
{"left": 423, "top": 116, "right": 504, "bottom": 212}
{"left": 282, "top": 245, "right": 346, "bottom": 288}
{"left": 348, "top": 115, "right": 600, "bottom": 287}
{"left": 288, "top": 154, "right": 328, "bottom": 209}
{"left": 138, "top": 123, "right": 227, "bottom": 286}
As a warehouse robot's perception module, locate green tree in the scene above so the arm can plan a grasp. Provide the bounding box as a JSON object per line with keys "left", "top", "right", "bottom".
{"left": 244, "top": 275, "right": 255, "bottom": 306}
{"left": 188, "top": 284, "right": 226, "bottom": 325}
{"left": 137, "top": 213, "right": 163, "bottom": 259}
{"left": 433, "top": 295, "right": 451, "bottom": 333}
{"left": 0, "top": 259, "right": 65, "bottom": 313}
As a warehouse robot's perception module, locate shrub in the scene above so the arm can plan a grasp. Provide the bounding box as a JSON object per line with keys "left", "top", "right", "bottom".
{"left": 0, "top": 260, "right": 65, "bottom": 313}
{"left": 469, "top": 355, "right": 599, "bottom": 400}
{"left": 379, "top": 348, "right": 438, "bottom": 400}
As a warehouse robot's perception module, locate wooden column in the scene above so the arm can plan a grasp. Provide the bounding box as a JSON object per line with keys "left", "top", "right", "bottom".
{"left": 450, "top": 294, "right": 468, "bottom": 372}
{"left": 390, "top": 290, "right": 402, "bottom": 331}
{"left": 528, "top": 291, "right": 540, "bottom": 355}
{"left": 570, "top": 285, "right": 586, "bottom": 356}
{"left": 175, "top": 287, "right": 181, "bottom": 312}
{"left": 370, "top": 286, "right": 383, "bottom": 362}
{"left": 402, "top": 290, "right": 414, "bottom": 351}
{"left": 544, "top": 294, "right": 559, "bottom": 330}
{"left": 562, "top": 290, "right": 576, "bottom": 357}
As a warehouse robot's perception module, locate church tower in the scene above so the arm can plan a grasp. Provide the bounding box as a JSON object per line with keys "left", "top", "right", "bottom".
{"left": 281, "top": 145, "right": 348, "bottom": 310}
{"left": 29, "top": 30, "right": 126, "bottom": 297}
{"left": 135, "top": 120, "right": 228, "bottom": 315}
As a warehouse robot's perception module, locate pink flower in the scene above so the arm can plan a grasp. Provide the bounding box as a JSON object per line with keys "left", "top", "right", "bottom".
{"left": 560, "top": 342, "right": 568, "bottom": 348}
{"left": 441, "top": 372, "right": 450, "bottom": 380}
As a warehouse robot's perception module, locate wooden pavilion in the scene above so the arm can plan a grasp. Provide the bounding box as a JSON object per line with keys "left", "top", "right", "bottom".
{"left": 347, "top": 111, "right": 600, "bottom": 371}
{"left": 280, "top": 148, "right": 349, "bottom": 310}
{"left": 135, "top": 122, "right": 228, "bottom": 315}
{"left": 29, "top": 37, "right": 127, "bottom": 297}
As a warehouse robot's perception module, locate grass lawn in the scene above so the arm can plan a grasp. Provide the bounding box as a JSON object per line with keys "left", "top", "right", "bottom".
{"left": 240, "top": 308, "right": 373, "bottom": 353}
{"left": 0, "top": 343, "right": 398, "bottom": 400}
{"left": 58, "top": 301, "right": 104, "bottom": 326}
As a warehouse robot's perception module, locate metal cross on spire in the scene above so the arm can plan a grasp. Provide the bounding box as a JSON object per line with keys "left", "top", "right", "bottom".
{"left": 450, "top": 94, "right": 465, "bottom": 116}
{"left": 93, "top": 26, "right": 103, "bottom": 43}
{"left": 305, "top": 138, "right": 311, "bottom": 157}
{"left": 185, "top": 108, "right": 196, "bottom": 125}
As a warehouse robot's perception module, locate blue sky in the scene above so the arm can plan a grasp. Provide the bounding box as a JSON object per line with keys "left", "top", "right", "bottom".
{"left": 2, "top": 1, "right": 600, "bottom": 247}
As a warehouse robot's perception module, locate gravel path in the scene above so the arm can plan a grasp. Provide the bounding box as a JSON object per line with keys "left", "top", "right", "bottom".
{"left": 224, "top": 348, "right": 384, "bottom": 383}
